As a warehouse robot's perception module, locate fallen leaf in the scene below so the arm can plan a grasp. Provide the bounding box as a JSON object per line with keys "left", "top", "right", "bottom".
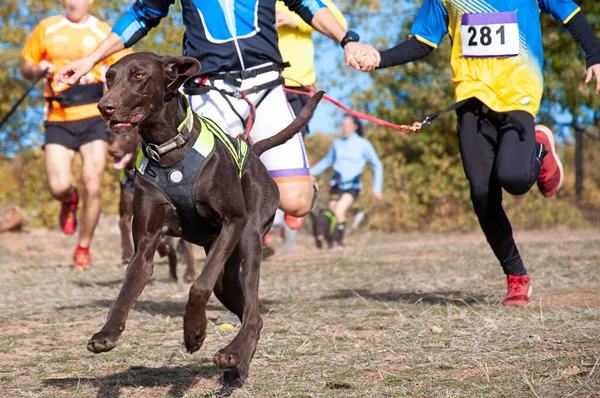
{"left": 528, "top": 334, "right": 543, "bottom": 342}
{"left": 430, "top": 326, "right": 443, "bottom": 334}
{"left": 562, "top": 366, "right": 585, "bottom": 377}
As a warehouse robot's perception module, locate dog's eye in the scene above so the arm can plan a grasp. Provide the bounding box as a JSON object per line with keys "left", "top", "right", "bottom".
{"left": 135, "top": 73, "right": 144, "bottom": 80}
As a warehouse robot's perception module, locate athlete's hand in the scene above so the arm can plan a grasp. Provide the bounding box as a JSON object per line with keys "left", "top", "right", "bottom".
{"left": 585, "top": 64, "right": 600, "bottom": 94}
{"left": 58, "top": 56, "right": 97, "bottom": 86}
{"left": 373, "top": 191, "right": 383, "bottom": 202}
{"left": 38, "top": 60, "right": 56, "bottom": 78}
{"left": 345, "top": 42, "right": 380, "bottom": 71}
{"left": 276, "top": 10, "right": 297, "bottom": 28}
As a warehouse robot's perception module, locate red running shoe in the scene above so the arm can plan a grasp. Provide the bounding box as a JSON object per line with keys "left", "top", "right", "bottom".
{"left": 284, "top": 214, "right": 304, "bottom": 230}
{"left": 59, "top": 188, "right": 79, "bottom": 235}
{"left": 502, "top": 275, "right": 532, "bottom": 307}
{"left": 73, "top": 246, "right": 92, "bottom": 269}
{"left": 262, "top": 233, "right": 272, "bottom": 245}
{"left": 535, "top": 125, "right": 564, "bottom": 198}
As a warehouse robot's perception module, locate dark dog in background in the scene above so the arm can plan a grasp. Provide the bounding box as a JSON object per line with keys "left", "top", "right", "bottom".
{"left": 309, "top": 208, "right": 336, "bottom": 249}
{"left": 108, "top": 128, "right": 196, "bottom": 282}
{"left": 92, "top": 52, "right": 323, "bottom": 385}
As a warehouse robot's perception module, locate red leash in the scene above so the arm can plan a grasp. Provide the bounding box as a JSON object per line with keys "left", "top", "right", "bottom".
{"left": 284, "top": 79, "right": 422, "bottom": 133}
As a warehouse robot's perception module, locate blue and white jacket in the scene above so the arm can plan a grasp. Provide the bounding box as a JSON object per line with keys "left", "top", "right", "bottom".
{"left": 112, "top": 0, "right": 327, "bottom": 76}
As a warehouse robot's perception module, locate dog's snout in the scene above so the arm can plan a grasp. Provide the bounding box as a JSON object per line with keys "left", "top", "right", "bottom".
{"left": 108, "top": 146, "right": 120, "bottom": 156}
{"left": 98, "top": 98, "right": 118, "bottom": 117}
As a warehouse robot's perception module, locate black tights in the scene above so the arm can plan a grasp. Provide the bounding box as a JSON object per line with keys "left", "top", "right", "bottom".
{"left": 458, "top": 99, "right": 545, "bottom": 276}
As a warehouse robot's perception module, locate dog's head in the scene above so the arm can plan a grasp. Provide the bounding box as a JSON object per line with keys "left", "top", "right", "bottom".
{"left": 98, "top": 52, "right": 200, "bottom": 132}
{"left": 108, "top": 127, "right": 141, "bottom": 170}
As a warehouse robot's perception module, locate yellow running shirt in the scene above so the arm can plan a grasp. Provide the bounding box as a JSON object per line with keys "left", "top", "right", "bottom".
{"left": 409, "top": 0, "right": 580, "bottom": 116}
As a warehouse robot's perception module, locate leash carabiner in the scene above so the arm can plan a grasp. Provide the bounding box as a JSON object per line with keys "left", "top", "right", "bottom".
{"left": 145, "top": 143, "right": 161, "bottom": 162}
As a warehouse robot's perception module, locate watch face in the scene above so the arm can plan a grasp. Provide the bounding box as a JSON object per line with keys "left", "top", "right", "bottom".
{"left": 342, "top": 31, "right": 360, "bottom": 47}
{"left": 348, "top": 31, "right": 359, "bottom": 41}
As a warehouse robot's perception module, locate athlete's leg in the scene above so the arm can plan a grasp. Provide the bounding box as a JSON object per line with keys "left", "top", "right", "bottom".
{"left": 330, "top": 193, "right": 354, "bottom": 246}
{"left": 78, "top": 139, "right": 107, "bottom": 249}
{"left": 44, "top": 144, "right": 76, "bottom": 201}
{"left": 493, "top": 111, "right": 540, "bottom": 195}
{"left": 458, "top": 102, "right": 526, "bottom": 277}
{"left": 331, "top": 193, "right": 354, "bottom": 224}
{"left": 251, "top": 86, "right": 313, "bottom": 217}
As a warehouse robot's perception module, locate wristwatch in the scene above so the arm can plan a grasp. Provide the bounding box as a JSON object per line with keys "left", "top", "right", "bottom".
{"left": 340, "top": 31, "right": 360, "bottom": 48}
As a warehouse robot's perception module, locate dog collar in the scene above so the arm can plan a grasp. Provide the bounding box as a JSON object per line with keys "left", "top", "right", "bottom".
{"left": 144, "top": 94, "right": 194, "bottom": 161}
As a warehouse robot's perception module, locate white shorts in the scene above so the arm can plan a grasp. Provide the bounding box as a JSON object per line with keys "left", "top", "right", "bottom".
{"left": 188, "top": 67, "right": 310, "bottom": 183}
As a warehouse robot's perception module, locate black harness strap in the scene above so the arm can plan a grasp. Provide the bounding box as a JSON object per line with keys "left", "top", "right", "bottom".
{"left": 422, "top": 97, "right": 528, "bottom": 140}
{"left": 185, "top": 76, "right": 284, "bottom": 139}
{"left": 420, "top": 98, "right": 472, "bottom": 126}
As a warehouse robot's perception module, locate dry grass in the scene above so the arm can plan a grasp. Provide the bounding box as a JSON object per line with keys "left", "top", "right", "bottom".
{"left": 1, "top": 229, "right": 599, "bottom": 397}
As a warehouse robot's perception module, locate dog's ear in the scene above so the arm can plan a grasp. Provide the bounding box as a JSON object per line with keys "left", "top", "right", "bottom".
{"left": 162, "top": 56, "right": 201, "bottom": 93}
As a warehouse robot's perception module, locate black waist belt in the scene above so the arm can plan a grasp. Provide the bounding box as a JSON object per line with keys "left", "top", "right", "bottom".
{"left": 184, "top": 76, "right": 284, "bottom": 97}
{"left": 46, "top": 82, "right": 104, "bottom": 108}
{"left": 192, "top": 62, "right": 290, "bottom": 88}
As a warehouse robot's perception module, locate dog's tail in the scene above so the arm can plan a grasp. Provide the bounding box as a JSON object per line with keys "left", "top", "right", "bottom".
{"left": 251, "top": 91, "right": 324, "bottom": 157}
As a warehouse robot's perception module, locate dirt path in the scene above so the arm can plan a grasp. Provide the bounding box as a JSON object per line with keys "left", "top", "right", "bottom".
{"left": 0, "top": 229, "right": 599, "bottom": 397}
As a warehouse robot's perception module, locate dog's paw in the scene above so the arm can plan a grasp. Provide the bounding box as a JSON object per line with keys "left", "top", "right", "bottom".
{"left": 183, "top": 329, "right": 206, "bottom": 353}
{"left": 87, "top": 332, "right": 118, "bottom": 353}
{"left": 183, "top": 313, "right": 207, "bottom": 353}
{"left": 183, "top": 272, "right": 196, "bottom": 283}
{"left": 213, "top": 349, "right": 240, "bottom": 369}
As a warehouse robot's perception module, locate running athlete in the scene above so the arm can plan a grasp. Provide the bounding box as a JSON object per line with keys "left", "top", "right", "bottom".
{"left": 21, "top": 0, "right": 131, "bottom": 269}
{"left": 276, "top": 0, "right": 347, "bottom": 136}
{"left": 269, "top": 0, "right": 347, "bottom": 249}
{"left": 311, "top": 115, "right": 383, "bottom": 248}
{"left": 366, "top": 0, "right": 600, "bottom": 306}
{"left": 57, "top": 0, "right": 381, "bottom": 219}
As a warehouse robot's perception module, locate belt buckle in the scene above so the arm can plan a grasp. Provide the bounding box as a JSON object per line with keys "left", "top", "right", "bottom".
{"left": 240, "top": 69, "right": 258, "bottom": 80}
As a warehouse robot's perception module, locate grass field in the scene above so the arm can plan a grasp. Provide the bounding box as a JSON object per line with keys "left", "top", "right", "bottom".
{"left": 1, "top": 228, "right": 599, "bottom": 397}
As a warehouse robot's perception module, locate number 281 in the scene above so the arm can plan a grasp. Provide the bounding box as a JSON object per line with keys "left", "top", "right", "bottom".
{"left": 467, "top": 25, "right": 505, "bottom": 46}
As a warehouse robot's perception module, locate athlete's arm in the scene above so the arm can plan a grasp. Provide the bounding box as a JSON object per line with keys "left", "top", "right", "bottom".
{"left": 374, "top": 0, "right": 447, "bottom": 70}
{"left": 58, "top": 0, "right": 173, "bottom": 85}
{"left": 310, "top": 144, "right": 336, "bottom": 177}
{"left": 377, "top": 38, "right": 435, "bottom": 69}
{"left": 564, "top": 12, "right": 600, "bottom": 94}
{"left": 540, "top": 1, "right": 600, "bottom": 93}
{"left": 364, "top": 141, "right": 383, "bottom": 198}
{"left": 21, "top": 60, "right": 55, "bottom": 80}
{"left": 283, "top": 0, "right": 379, "bottom": 70}
{"left": 21, "top": 22, "right": 55, "bottom": 80}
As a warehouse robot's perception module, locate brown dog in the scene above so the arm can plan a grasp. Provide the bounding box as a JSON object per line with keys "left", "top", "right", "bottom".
{"left": 92, "top": 52, "right": 322, "bottom": 385}
{"left": 108, "top": 128, "right": 196, "bottom": 282}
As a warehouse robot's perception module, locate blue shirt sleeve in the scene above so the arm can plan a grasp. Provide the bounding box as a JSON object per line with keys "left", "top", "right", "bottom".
{"left": 409, "top": 0, "right": 448, "bottom": 48}
{"left": 310, "top": 142, "right": 336, "bottom": 176}
{"left": 112, "top": 0, "right": 173, "bottom": 48}
{"left": 538, "top": 0, "right": 580, "bottom": 23}
{"left": 283, "top": 0, "right": 327, "bottom": 25}
{"left": 363, "top": 141, "right": 383, "bottom": 193}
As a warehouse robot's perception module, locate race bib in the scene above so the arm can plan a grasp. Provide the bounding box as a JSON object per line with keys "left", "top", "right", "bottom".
{"left": 461, "top": 12, "right": 519, "bottom": 58}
